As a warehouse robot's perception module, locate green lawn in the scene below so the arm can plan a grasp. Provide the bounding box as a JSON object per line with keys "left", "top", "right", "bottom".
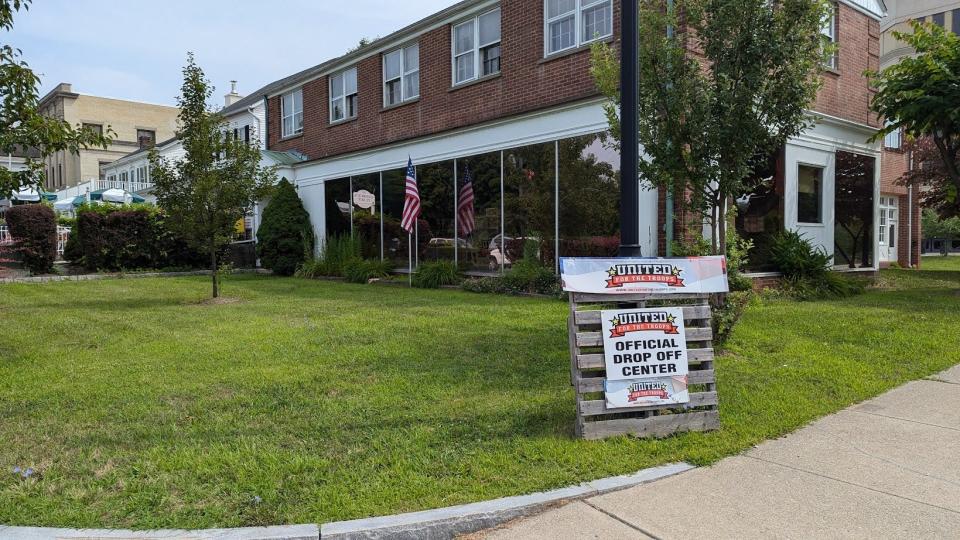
{"left": 921, "top": 254, "right": 960, "bottom": 272}
{"left": 1, "top": 268, "right": 959, "bottom": 529}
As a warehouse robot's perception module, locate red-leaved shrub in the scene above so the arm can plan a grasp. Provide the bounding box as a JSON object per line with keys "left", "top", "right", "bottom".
{"left": 5, "top": 204, "right": 57, "bottom": 275}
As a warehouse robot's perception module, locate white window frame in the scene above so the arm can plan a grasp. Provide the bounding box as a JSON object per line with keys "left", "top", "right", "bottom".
{"left": 822, "top": 3, "right": 838, "bottom": 70}
{"left": 544, "top": 0, "right": 613, "bottom": 57}
{"left": 383, "top": 43, "right": 420, "bottom": 107}
{"left": 797, "top": 163, "right": 825, "bottom": 225}
{"left": 281, "top": 89, "right": 303, "bottom": 138}
{"left": 884, "top": 122, "right": 903, "bottom": 150}
{"left": 330, "top": 67, "right": 359, "bottom": 123}
{"left": 451, "top": 8, "right": 502, "bottom": 87}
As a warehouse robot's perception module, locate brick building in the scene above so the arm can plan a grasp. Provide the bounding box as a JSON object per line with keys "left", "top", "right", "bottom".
{"left": 246, "top": 0, "right": 906, "bottom": 272}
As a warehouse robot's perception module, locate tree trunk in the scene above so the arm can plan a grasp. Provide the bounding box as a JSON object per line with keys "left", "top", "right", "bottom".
{"left": 210, "top": 238, "right": 219, "bottom": 299}
{"left": 710, "top": 199, "right": 719, "bottom": 255}
{"left": 718, "top": 195, "right": 728, "bottom": 257}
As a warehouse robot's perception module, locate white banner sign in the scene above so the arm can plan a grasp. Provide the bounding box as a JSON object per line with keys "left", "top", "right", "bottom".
{"left": 560, "top": 256, "right": 729, "bottom": 295}
{"left": 601, "top": 307, "right": 690, "bottom": 408}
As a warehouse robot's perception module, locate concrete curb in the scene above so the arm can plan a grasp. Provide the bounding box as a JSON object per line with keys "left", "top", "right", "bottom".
{"left": 320, "top": 462, "right": 694, "bottom": 539}
{"left": 0, "top": 524, "right": 319, "bottom": 540}
{"left": 0, "top": 464, "right": 693, "bottom": 540}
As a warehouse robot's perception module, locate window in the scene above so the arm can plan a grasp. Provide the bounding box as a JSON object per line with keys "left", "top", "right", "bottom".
{"left": 797, "top": 164, "right": 823, "bottom": 224}
{"left": 932, "top": 12, "right": 945, "bottom": 28}
{"left": 545, "top": 0, "right": 612, "bottom": 56}
{"left": 452, "top": 8, "right": 501, "bottom": 85}
{"left": 137, "top": 129, "right": 155, "bottom": 149}
{"left": 884, "top": 123, "right": 902, "bottom": 150}
{"left": 83, "top": 123, "right": 103, "bottom": 136}
{"left": 233, "top": 125, "right": 251, "bottom": 144}
{"left": 821, "top": 4, "right": 837, "bottom": 70}
{"left": 384, "top": 43, "right": 420, "bottom": 106}
{"left": 136, "top": 165, "right": 148, "bottom": 186}
{"left": 281, "top": 89, "right": 303, "bottom": 137}
{"left": 953, "top": 9, "right": 960, "bottom": 35}
{"left": 330, "top": 67, "right": 358, "bottom": 123}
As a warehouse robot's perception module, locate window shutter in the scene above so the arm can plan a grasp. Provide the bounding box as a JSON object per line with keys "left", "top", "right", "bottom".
{"left": 244, "top": 125, "right": 250, "bottom": 144}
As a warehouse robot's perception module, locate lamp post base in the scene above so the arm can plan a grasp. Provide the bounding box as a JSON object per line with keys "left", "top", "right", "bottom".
{"left": 618, "top": 244, "right": 644, "bottom": 257}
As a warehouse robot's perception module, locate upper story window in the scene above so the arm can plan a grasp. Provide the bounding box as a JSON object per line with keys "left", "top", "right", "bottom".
{"left": 545, "top": 0, "right": 612, "bottom": 56}
{"left": 953, "top": 9, "right": 960, "bottom": 35}
{"left": 233, "top": 125, "right": 251, "bottom": 144}
{"left": 452, "top": 8, "right": 501, "bottom": 86}
{"left": 137, "top": 129, "right": 155, "bottom": 149}
{"left": 822, "top": 3, "right": 837, "bottom": 70}
{"left": 281, "top": 89, "right": 304, "bottom": 138}
{"left": 884, "top": 121, "right": 903, "bottom": 150}
{"left": 932, "top": 12, "right": 945, "bottom": 28}
{"left": 330, "top": 67, "right": 358, "bottom": 123}
{"left": 384, "top": 43, "right": 420, "bottom": 106}
{"left": 82, "top": 123, "right": 103, "bottom": 136}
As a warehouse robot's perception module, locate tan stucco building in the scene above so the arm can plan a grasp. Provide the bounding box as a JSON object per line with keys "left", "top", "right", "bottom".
{"left": 37, "top": 83, "right": 179, "bottom": 190}
{"left": 881, "top": 0, "right": 960, "bottom": 69}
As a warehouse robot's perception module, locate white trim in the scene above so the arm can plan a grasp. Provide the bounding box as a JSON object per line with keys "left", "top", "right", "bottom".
{"left": 451, "top": 7, "right": 502, "bottom": 86}
{"left": 281, "top": 89, "right": 304, "bottom": 138}
{"left": 383, "top": 42, "right": 420, "bottom": 106}
{"left": 838, "top": 0, "right": 885, "bottom": 21}
{"left": 543, "top": 0, "right": 613, "bottom": 57}
{"left": 329, "top": 67, "right": 359, "bottom": 124}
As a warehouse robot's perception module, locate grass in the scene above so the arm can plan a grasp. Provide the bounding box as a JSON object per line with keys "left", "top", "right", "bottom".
{"left": 1, "top": 267, "right": 959, "bottom": 529}
{"left": 920, "top": 254, "right": 960, "bottom": 272}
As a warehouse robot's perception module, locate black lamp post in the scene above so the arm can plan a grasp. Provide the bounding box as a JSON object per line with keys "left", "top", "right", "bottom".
{"left": 619, "top": 0, "right": 642, "bottom": 257}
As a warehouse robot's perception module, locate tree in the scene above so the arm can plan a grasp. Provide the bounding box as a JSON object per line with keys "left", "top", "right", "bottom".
{"left": 0, "top": 0, "right": 111, "bottom": 197}
{"left": 591, "top": 0, "right": 831, "bottom": 254}
{"left": 257, "top": 178, "right": 314, "bottom": 276}
{"left": 922, "top": 208, "right": 960, "bottom": 242}
{"left": 870, "top": 22, "right": 960, "bottom": 219}
{"left": 897, "top": 138, "right": 960, "bottom": 219}
{"left": 150, "top": 54, "right": 274, "bottom": 298}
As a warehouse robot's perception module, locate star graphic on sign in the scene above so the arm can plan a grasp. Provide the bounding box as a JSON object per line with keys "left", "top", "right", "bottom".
{"left": 672, "top": 267, "right": 683, "bottom": 277}
{"left": 607, "top": 267, "right": 619, "bottom": 277}
{"left": 666, "top": 314, "right": 677, "bottom": 325}
{"left": 610, "top": 317, "right": 620, "bottom": 327}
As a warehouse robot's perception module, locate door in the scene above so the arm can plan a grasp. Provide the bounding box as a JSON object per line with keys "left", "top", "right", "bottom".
{"left": 879, "top": 196, "right": 899, "bottom": 263}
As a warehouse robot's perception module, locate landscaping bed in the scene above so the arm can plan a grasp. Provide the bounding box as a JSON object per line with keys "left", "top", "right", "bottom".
{"left": 1, "top": 268, "right": 958, "bottom": 529}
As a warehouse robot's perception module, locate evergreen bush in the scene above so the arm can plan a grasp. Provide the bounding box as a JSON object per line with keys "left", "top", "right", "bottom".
{"left": 5, "top": 203, "right": 57, "bottom": 275}
{"left": 257, "top": 179, "right": 314, "bottom": 276}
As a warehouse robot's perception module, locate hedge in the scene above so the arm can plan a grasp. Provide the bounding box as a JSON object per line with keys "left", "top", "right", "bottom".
{"left": 5, "top": 204, "right": 57, "bottom": 275}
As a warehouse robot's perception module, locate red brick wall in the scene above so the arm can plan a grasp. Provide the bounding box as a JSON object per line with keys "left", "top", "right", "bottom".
{"left": 880, "top": 147, "right": 921, "bottom": 268}
{"left": 812, "top": 3, "right": 881, "bottom": 128}
{"left": 268, "top": 0, "right": 619, "bottom": 161}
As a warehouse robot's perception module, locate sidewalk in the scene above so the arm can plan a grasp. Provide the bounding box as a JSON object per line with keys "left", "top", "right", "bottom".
{"left": 474, "top": 365, "right": 960, "bottom": 539}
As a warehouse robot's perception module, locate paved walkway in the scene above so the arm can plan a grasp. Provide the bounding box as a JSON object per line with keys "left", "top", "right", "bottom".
{"left": 475, "top": 365, "right": 960, "bottom": 539}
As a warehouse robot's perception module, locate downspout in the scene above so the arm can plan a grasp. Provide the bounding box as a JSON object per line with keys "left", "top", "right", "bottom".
{"left": 907, "top": 148, "right": 914, "bottom": 267}
{"left": 664, "top": 0, "right": 675, "bottom": 256}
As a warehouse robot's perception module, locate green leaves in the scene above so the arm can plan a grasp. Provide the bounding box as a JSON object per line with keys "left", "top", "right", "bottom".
{"left": 0, "top": 0, "right": 112, "bottom": 197}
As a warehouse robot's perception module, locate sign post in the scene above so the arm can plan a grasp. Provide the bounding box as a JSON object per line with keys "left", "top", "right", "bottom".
{"left": 562, "top": 256, "right": 728, "bottom": 440}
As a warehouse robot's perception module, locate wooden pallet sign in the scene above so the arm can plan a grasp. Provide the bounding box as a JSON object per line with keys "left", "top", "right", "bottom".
{"left": 560, "top": 257, "right": 728, "bottom": 440}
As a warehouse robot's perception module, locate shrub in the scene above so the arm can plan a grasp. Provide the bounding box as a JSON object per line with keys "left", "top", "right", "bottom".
{"left": 412, "top": 261, "right": 461, "bottom": 288}
{"left": 257, "top": 179, "right": 314, "bottom": 276}
{"left": 342, "top": 258, "right": 394, "bottom": 284}
{"left": 712, "top": 291, "right": 754, "bottom": 345}
{"left": 299, "top": 235, "right": 363, "bottom": 278}
{"left": 71, "top": 205, "right": 203, "bottom": 272}
{"left": 5, "top": 204, "right": 57, "bottom": 275}
{"left": 770, "top": 230, "right": 863, "bottom": 300}
{"left": 502, "top": 259, "right": 559, "bottom": 294}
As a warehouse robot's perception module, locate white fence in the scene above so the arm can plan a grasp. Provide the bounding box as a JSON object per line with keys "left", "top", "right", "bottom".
{"left": 0, "top": 225, "right": 71, "bottom": 258}
{"left": 94, "top": 178, "right": 152, "bottom": 193}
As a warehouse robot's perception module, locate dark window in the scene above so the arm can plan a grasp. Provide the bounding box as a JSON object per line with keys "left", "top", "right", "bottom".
{"left": 82, "top": 123, "right": 103, "bottom": 136}
{"left": 834, "top": 151, "right": 875, "bottom": 268}
{"left": 953, "top": 9, "right": 960, "bottom": 35}
{"left": 933, "top": 12, "right": 945, "bottom": 28}
{"left": 735, "top": 151, "right": 784, "bottom": 272}
{"left": 797, "top": 164, "right": 823, "bottom": 224}
{"left": 481, "top": 44, "right": 501, "bottom": 76}
{"left": 559, "top": 134, "right": 621, "bottom": 262}
{"left": 137, "top": 129, "right": 156, "bottom": 149}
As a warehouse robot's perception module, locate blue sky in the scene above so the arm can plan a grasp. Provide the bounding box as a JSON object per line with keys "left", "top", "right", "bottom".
{"left": 7, "top": 0, "right": 456, "bottom": 106}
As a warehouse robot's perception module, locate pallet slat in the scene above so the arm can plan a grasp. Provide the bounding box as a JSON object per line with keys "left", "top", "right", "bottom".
{"left": 577, "top": 369, "right": 716, "bottom": 394}
{"left": 574, "top": 305, "right": 712, "bottom": 326}
{"left": 577, "top": 327, "right": 712, "bottom": 347}
{"left": 580, "top": 410, "right": 720, "bottom": 440}
{"left": 579, "top": 391, "right": 718, "bottom": 416}
{"left": 577, "top": 348, "right": 715, "bottom": 370}
{"left": 572, "top": 292, "right": 710, "bottom": 303}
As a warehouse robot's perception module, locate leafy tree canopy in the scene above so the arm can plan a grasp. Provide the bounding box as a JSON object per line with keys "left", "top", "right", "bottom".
{"left": 0, "top": 0, "right": 112, "bottom": 197}
{"left": 592, "top": 0, "right": 831, "bottom": 253}
{"left": 256, "top": 178, "right": 313, "bottom": 276}
{"left": 870, "top": 22, "right": 960, "bottom": 218}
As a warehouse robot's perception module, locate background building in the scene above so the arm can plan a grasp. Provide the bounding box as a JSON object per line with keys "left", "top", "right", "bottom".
{"left": 37, "top": 83, "right": 178, "bottom": 191}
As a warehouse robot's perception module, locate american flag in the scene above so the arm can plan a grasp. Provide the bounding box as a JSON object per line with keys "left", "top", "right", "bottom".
{"left": 457, "top": 164, "right": 476, "bottom": 236}
{"left": 400, "top": 157, "right": 420, "bottom": 234}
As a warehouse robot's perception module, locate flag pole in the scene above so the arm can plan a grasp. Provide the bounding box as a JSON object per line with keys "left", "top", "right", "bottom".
{"left": 408, "top": 233, "right": 413, "bottom": 287}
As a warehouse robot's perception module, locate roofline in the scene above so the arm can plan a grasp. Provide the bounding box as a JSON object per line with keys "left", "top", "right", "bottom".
{"left": 265, "top": 0, "right": 497, "bottom": 99}
{"left": 838, "top": 0, "right": 886, "bottom": 21}
{"left": 103, "top": 136, "right": 181, "bottom": 169}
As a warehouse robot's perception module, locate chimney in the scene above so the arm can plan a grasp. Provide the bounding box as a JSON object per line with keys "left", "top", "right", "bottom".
{"left": 224, "top": 80, "right": 242, "bottom": 107}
